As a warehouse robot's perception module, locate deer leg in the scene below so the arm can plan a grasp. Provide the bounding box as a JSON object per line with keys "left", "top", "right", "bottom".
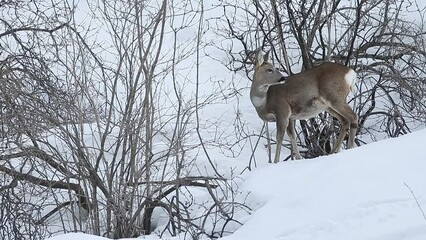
{"left": 327, "top": 104, "right": 357, "bottom": 153}
{"left": 287, "top": 120, "right": 302, "bottom": 160}
{"left": 347, "top": 115, "right": 358, "bottom": 149}
{"left": 274, "top": 124, "right": 284, "bottom": 164}
{"left": 274, "top": 117, "right": 289, "bottom": 163}
{"left": 333, "top": 116, "right": 349, "bottom": 153}
{"left": 265, "top": 122, "right": 273, "bottom": 163}
{"left": 327, "top": 109, "right": 347, "bottom": 153}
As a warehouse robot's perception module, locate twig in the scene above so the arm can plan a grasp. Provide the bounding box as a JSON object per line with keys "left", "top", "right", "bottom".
{"left": 404, "top": 183, "right": 426, "bottom": 223}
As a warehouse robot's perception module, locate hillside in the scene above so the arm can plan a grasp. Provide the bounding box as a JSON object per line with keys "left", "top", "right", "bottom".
{"left": 47, "top": 129, "right": 426, "bottom": 239}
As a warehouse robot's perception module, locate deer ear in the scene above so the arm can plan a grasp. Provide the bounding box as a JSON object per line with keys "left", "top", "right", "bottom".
{"left": 256, "top": 50, "right": 265, "bottom": 68}
{"left": 264, "top": 50, "right": 270, "bottom": 62}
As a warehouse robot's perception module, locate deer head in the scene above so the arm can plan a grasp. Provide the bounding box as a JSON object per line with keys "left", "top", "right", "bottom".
{"left": 252, "top": 50, "right": 286, "bottom": 88}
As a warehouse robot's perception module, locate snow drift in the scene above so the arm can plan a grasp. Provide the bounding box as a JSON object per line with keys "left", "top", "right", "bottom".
{"left": 47, "top": 129, "right": 426, "bottom": 240}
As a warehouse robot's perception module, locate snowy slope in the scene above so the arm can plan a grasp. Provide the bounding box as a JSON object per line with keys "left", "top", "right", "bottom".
{"left": 46, "top": 129, "right": 426, "bottom": 240}
{"left": 223, "top": 129, "right": 426, "bottom": 240}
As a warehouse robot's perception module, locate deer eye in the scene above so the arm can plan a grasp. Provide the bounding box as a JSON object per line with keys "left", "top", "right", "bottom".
{"left": 266, "top": 69, "right": 274, "bottom": 73}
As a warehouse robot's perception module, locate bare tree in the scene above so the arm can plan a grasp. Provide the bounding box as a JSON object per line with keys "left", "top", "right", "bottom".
{"left": 214, "top": 0, "right": 426, "bottom": 160}
{"left": 1, "top": 0, "right": 248, "bottom": 239}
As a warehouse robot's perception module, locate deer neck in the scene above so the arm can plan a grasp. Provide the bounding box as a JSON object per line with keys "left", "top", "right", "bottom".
{"left": 250, "top": 84, "right": 277, "bottom": 122}
{"left": 250, "top": 83, "right": 269, "bottom": 109}
{"left": 250, "top": 82, "right": 279, "bottom": 122}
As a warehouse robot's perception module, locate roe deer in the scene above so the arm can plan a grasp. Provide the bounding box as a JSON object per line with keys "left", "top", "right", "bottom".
{"left": 250, "top": 51, "right": 358, "bottom": 162}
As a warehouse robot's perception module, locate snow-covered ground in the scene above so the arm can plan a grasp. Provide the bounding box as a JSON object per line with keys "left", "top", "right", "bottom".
{"left": 47, "top": 129, "right": 426, "bottom": 239}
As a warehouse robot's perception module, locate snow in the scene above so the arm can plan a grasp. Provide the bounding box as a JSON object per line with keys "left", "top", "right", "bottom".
{"left": 5, "top": 2, "right": 426, "bottom": 240}
{"left": 46, "top": 129, "right": 426, "bottom": 239}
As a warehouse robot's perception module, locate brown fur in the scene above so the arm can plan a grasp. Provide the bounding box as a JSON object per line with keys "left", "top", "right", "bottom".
{"left": 250, "top": 52, "right": 358, "bottom": 162}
